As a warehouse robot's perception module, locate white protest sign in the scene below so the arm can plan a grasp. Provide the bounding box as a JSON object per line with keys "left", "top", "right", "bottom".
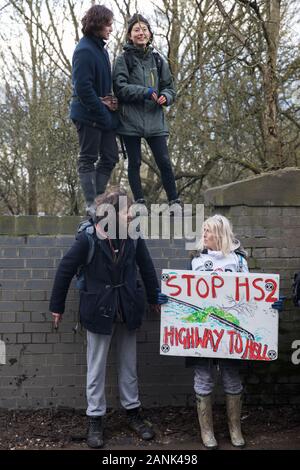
{"left": 160, "top": 270, "right": 279, "bottom": 361}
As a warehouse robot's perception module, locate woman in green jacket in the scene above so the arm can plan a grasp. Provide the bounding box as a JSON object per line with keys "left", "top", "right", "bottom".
{"left": 113, "top": 14, "right": 180, "bottom": 206}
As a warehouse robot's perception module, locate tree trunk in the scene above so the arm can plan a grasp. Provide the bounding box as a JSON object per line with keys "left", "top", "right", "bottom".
{"left": 261, "top": 0, "right": 283, "bottom": 167}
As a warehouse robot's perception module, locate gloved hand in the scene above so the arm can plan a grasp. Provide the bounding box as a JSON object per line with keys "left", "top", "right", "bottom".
{"left": 157, "top": 94, "right": 168, "bottom": 106}
{"left": 144, "top": 87, "right": 158, "bottom": 100}
{"left": 155, "top": 288, "right": 168, "bottom": 305}
{"left": 149, "top": 304, "right": 161, "bottom": 315}
{"left": 272, "top": 296, "right": 286, "bottom": 312}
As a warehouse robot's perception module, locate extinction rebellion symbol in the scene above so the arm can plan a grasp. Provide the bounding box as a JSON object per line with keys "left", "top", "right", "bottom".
{"left": 161, "top": 344, "right": 170, "bottom": 353}
{"left": 268, "top": 350, "right": 277, "bottom": 360}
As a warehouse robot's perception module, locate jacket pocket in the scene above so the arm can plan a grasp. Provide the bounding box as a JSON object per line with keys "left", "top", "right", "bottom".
{"left": 79, "top": 291, "right": 113, "bottom": 326}
{"left": 125, "top": 281, "right": 146, "bottom": 325}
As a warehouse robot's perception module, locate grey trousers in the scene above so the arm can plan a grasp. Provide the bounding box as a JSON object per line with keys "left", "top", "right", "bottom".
{"left": 194, "top": 359, "right": 243, "bottom": 396}
{"left": 86, "top": 324, "right": 141, "bottom": 417}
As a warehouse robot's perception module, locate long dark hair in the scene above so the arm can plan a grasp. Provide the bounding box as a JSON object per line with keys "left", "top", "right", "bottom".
{"left": 81, "top": 5, "right": 113, "bottom": 36}
{"left": 126, "top": 13, "right": 153, "bottom": 44}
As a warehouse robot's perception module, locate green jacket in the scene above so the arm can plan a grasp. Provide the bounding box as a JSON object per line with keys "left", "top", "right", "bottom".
{"left": 112, "top": 44, "right": 176, "bottom": 138}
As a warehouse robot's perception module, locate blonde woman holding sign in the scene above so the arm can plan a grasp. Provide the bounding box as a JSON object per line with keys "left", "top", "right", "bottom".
{"left": 188, "top": 215, "right": 284, "bottom": 449}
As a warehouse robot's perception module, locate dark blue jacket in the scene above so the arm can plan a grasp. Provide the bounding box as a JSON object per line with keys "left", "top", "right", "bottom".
{"left": 70, "top": 35, "right": 116, "bottom": 129}
{"left": 49, "top": 233, "right": 159, "bottom": 334}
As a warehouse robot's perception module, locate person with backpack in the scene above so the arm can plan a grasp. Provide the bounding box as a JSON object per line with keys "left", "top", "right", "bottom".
{"left": 49, "top": 188, "right": 167, "bottom": 448}
{"left": 168, "top": 215, "right": 284, "bottom": 449}
{"left": 112, "top": 14, "right": 180, "bottom": 207}
{"left": 70, "top": 5, "right": 119, "bottom": 217}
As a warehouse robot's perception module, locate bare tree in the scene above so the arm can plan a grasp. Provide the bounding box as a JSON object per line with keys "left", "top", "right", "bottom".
{"left": 0, "top": 0, "right": 299, "bottom": 213}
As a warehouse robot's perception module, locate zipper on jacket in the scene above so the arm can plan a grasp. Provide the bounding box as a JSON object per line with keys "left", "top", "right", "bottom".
{"left": 150, "top": 70, "right": 155, "bottom": 87}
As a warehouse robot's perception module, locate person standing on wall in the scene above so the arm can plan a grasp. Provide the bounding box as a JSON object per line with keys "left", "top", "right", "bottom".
{"left": 70, "top": 4, "right": 119, "bottom": 217}
{"left": 113, "top": 14, "right": 180, "bottom": 208}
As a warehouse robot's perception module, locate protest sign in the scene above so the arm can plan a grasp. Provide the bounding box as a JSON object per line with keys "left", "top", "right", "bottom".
{"left": 160, "top": 270, "right": 279, "bottom": 361}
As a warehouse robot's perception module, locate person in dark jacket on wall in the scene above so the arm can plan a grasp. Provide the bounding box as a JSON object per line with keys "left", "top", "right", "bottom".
{"left": 70, "top": 5, "right": 119, "bottom": 217}
{"left": 49, "top": 188, "right": 167, "bottom": 449}
{"left": 113, "top": 14, "right": 180, "bottom": 207}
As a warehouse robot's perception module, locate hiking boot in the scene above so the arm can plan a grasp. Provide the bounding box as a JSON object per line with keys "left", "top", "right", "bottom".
{"left": 86, "top": 203, "right": 96, "bottom": 219}
{"left": 87, "top": 416, "right": 104, "bottom": 448}
{"left": 127, "top": 408, "right": 155, "bottom": 440}
{"left": 79, "top": 171, "right": 96, "bottom": 206}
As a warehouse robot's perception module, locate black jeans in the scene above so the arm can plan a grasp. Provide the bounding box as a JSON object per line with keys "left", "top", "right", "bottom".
{"left": 123, "top": 135, "right": 178, "bottom": 202}
{"left": 74, "top": 121, "right": 119, "bottom": 175}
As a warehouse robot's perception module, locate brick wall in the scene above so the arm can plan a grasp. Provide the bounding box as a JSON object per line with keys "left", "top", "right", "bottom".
{"left": 0, "top": 167, "right": 300, "bottom": 409}
{"left": 0, "top": 221, "right": 192, "bottom": 410}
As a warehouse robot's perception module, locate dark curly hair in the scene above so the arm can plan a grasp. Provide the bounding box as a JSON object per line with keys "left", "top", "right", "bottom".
{"left": 81, "top": 5, "right": 113, "bottom": 36}
{"left": 95, "top": 186, "right": 133, "bottom": 221}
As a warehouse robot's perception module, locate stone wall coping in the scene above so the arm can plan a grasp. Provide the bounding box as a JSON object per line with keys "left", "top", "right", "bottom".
{"left": 204, "top": 167, "right": 300, "bottom": 207}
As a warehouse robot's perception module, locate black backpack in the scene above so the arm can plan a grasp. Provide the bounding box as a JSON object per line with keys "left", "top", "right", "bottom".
{"left": 292, "top": 271, "right": 300, "bottom": 307}
{"left": 124, "top": 50, "right": 163, "bottom": 82}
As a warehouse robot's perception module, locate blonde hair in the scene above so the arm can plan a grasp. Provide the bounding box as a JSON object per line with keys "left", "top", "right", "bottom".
{"left": 197, "top": 214, "right": 240, "bottom": 256}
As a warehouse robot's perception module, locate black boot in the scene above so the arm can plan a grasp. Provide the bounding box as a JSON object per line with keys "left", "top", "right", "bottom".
{"left": 87, "top": 416, "right": 104, "bottom": 448}
{"left": 96, "top": 172, "right": 110, "bottom": 196}
{"left": 79, "top": 171, "right": 96, "bottom": 216}
{"left": 127, "top": 407, "right": 155, "bottom": 441}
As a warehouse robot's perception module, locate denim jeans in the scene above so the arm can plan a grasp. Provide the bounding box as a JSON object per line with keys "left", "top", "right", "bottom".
{"left": 122, "top": 135, "right": 178, "bottom": 202}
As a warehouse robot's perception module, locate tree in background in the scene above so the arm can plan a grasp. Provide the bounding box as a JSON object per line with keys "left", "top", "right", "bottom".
{"left": 0, "top": 0, "right": 299, "bottom": 214}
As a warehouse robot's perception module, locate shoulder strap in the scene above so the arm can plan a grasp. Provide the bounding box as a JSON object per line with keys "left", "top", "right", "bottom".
{"left": 153, "top": 52, "right": 163, "bottom": 80}
{"left": 238, "top": 254, "right": 244, "bottom": 272}
{"left": 76, "top": 221, "right": 96, "bottom": 266}
{"left": 124, "top": 50, "right": 162, "bottom": 79}
{"left": 234, "top": 250, "right": 244, "bottom": 272}
{"left": 123, "top": 51, "right": 135, "bottom": 75}
{"left": 85, "top": 230, "right": 96, "bottom": 265}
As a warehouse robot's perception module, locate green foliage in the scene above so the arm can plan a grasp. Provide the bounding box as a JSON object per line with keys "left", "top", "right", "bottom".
{"left": 183, "top": 306, "right": 240, "bottom": 326}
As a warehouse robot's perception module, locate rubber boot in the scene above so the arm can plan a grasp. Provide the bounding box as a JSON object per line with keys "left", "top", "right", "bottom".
{"left": 226, "top": 393, "right": 245, "bottom": 447}
{"left": 79, "top": 171, "right": 96, "bottom": 217}
{"left": 196, "top": 394, "right": 218, "bottom": 449}
{"left": 95, "top": 172, "right": 110, "bottom": 196}
{"left": 87, "top": 416, "right": 104, "bottom": 448}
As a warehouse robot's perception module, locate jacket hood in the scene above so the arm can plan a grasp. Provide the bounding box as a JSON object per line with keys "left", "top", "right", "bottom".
{"left": 190, "top": 238, "right": 248, "bottom": 259}
{"left": 123, "top": 43, "right": 153, "bottom": 57}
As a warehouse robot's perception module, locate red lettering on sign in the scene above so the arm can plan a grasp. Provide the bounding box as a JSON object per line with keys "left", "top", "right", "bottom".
{"left": 182, "top": 274, "right": 196, "bottom": 297}
{"left": 235, "top": 277, "right": 250, "bottom": 301}
{"left": 253, "top": 278, "right": 265, "bottom": 301}
{"left": 196, "top": 278, "right": 209, "bottom": 298}
{"left": 211, "top": 276, "right": 224, "bottom": 298}
{"left": 265, "top": 278, "right": 278, "bottom": 303}
{"left": 166, "top": 275, "right": 181, "bottom": 297}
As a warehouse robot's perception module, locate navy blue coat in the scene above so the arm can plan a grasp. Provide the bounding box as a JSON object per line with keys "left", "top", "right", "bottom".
{"left": 70, "top": 35, "right": 116, "bottom": 129}
{"left": 49, "top": 233, "right": 159, "bottom": 334}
